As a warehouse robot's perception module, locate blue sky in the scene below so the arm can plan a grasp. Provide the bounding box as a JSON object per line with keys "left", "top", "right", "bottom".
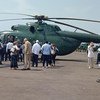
{"left": 0, "top": 0, "right": 100, "bottom": 34}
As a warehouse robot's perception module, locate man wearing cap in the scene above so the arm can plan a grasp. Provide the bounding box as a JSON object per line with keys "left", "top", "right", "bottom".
{"left": 23, "top": 38, "right": 32, "bottom": 70}
{"left": 32, "top": 40, "right": 41, "bottom": 67}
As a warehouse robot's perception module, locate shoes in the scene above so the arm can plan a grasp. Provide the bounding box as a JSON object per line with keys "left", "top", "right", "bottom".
{"left": 0, "top": 62, "right": 2, "bottom": 65}
{"left": 51, "top": 63, "right": 55, "bottom": 67}
{"left": 21, "top": 68, "right": 26, "bottom": 70}
{"left": 43, "top": 66, "right": 48, "bottom": 69}
{"left": 89, "top": 66, "right": 91, "bottom": 69}
{"left": 27, "top": 68, "right": 31, "bottom": 70}
{"left": 14, "top": 67, "right": 18, "bottom": 70}
{"left": 89, "top": 66, "right": 93, "bottom": 69}
{"left": 96, "top": 79, "right": 100, "bottom": 83}
{"left": 21, "top": 67, "right": 31, "bottom": 70}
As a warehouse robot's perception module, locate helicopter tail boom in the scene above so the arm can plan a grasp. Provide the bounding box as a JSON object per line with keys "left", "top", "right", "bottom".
{"left": 58, "top": 31, "right": 100, "bottom": 43}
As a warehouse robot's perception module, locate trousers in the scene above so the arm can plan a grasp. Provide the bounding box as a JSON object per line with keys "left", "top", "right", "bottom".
{"left": 24, "top": 54, "right": 31, "bottom": 69}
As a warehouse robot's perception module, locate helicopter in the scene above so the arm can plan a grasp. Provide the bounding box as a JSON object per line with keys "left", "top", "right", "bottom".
{"left": 0, "top": 13, "right": 100, "bottom": 55}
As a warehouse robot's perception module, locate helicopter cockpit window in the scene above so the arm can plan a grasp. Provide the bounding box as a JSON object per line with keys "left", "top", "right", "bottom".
{"left": 11, "top": 26, "right": 17, "bottom": 31}
{"left": 54, "top": 26, "right": 61, "bottom": 31}
{"left": 29, "top": 26, "right": 35, "bottom": 33}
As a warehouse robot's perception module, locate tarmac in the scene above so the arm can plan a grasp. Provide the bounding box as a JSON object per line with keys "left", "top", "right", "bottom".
{"left": 0, "top": 51, "right": 100, "bottom": 100}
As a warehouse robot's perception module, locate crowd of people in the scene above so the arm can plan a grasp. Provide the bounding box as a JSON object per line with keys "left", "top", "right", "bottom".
{"left": 0, "top": 38, "right": 58, "bottom": 70}
{"left": 2, "top": 37, "right": 100, "bottom": 70}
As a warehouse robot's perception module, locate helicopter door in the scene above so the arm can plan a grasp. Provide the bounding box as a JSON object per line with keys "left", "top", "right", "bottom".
{"left": 7, "top": 35, "right": 15, "bottom": 42}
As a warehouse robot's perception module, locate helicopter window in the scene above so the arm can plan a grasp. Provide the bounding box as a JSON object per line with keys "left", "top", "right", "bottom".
{"left": 54, "top": 26, "right": 61, "bottom": 31}
{"left": 11, "top": 26, "right": 17, "bottom": 31}
{"left": 30, "top": 26, "right": 35, "bottom": 33}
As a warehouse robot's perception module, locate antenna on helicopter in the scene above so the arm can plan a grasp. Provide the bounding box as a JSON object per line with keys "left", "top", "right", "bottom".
{"left": 74, "top": 29, "right": 77, "bottom": 32}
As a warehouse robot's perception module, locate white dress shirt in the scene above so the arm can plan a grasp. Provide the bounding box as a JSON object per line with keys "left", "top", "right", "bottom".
{"left": 6, "top": 42, "right": 13, "bottom": 52}
{"left": 32, "top": 43, "right": 41, "bottom": 55}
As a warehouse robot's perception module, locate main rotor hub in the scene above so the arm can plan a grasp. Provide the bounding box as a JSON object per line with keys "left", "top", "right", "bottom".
{"left": 35, "top": 15, "right": 48, "bottom": 21}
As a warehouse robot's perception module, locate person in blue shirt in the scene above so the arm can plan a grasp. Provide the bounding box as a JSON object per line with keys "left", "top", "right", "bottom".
{"left": 41, "top": 41, "right": 51, "bottom": 68}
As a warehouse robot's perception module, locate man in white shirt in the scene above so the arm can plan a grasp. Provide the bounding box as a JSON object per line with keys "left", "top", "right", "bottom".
{"left": 10, "top": 41, "right": 19, "bottom": 69}
{"left": 32, "top": 40, "right": 41, "bottom": 67}
{"left": 6, "top": 41, "right": 13, "bottom": 60}
{"left": 87, "top": 42, "right": 94, "bottom": 69}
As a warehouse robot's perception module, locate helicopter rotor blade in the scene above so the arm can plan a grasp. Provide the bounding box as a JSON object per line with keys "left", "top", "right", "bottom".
{"left": 1, "top": 13, "right": 100, "bottom": 23}
{"left": 0, "top": 12, "right": 35, "bottom": 17}
{"left": 0, "top": 18, "right": 35, "bottom": 21}
{"left": 49, "top": 17, "right": 100, "bottom": 23}
{"left": 0, "top": 13, "right": 98, "bottom": 35}
{"left": 47, "top": 19, "right": 97, "bottom": 35}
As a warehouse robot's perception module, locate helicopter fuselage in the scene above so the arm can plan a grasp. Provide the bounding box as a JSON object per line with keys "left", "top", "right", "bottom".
{"left": 0, "top": 22, "right": 82, "bottom": 55}
{"left": 1, "top": 21, "right": 100, "bottom": 55}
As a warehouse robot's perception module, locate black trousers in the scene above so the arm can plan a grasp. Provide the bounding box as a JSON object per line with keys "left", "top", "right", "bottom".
{"left": 10, "top": 55, "right": 18, "bottom": 68}
{"left": 97, "top": 53, "right": 100, "bottom": 64}
{"left": 0, "top": 54, "right": 2, "bottom": 64}
{"left": 51, "top": 54, "right": 56, "bottom": 65}
{"left": 42, "top": 55, "right": 50, "bottom": 66}
{"left": 7, "top": 49, "right": 11, "bottom": 61}
{"left": 32, "top": 53, "right": 38, "bottom": 67}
